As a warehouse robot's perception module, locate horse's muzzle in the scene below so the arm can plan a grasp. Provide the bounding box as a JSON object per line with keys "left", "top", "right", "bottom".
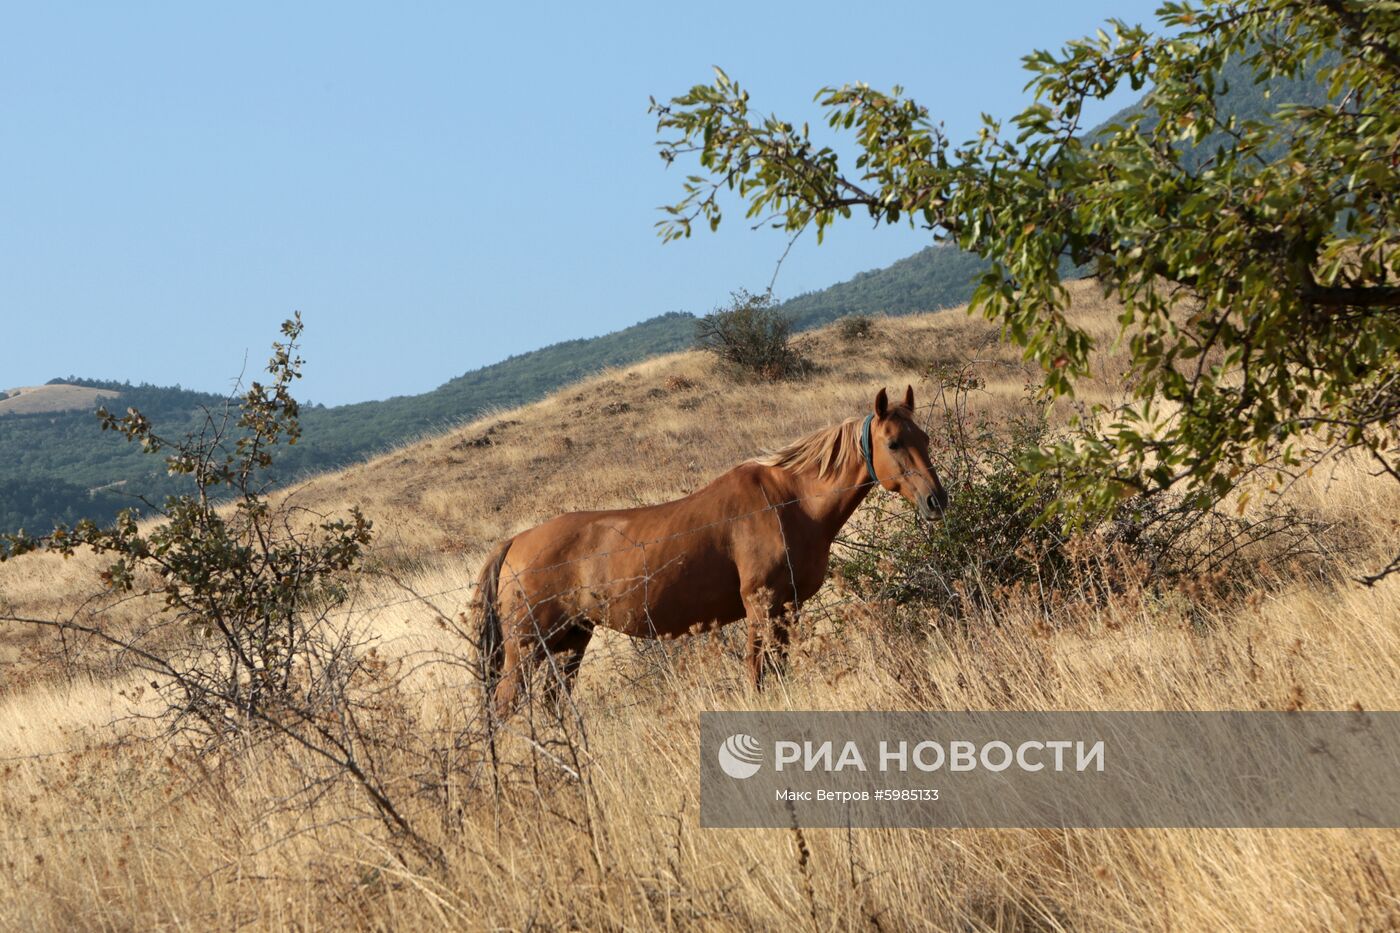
{"left": 917, "top": 490, "right": 949, "bottom": 521}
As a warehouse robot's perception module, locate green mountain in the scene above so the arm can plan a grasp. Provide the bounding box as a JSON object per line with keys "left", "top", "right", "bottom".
{"left": 0, "top": 313, "right": 698, "bottom": 533}
{"left": 0, "top": 51, "right": 1335, "bottom": 535}
{"left": 0, "top": 380, "right": 235, "bottom": 532}
{"left": 279, "top": 310, "right": 699, "bottom": 476}
{"left": 780, "top": 245, "right": 988, "bottom": 327}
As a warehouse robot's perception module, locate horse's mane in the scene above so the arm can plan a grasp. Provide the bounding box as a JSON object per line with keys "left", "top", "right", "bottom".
{"left": 752, "top": 418, "right": 862, "bottom": 479}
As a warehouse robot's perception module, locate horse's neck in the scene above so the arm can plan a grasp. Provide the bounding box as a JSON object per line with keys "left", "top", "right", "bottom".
{"left": 786, "top": 456, "right": 873, "bottom": 539}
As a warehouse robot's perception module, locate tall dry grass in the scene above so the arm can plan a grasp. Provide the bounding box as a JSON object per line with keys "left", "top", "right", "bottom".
{"left": 2, "top": 280, "right": 1397, "bottom": 930}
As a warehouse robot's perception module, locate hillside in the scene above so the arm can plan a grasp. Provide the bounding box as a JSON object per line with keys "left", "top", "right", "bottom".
{"left": 779, "top": 243, "right": 988, "bottom": 326}
{"left": 285, "top": 310, "right": 700, "bottom": 471}
{"left": 0, "top": 254, "right": 988, "bottom": 533}
{"left": 0, "top": 313, "right": 696, "bottom": 532}
{"left": 2, "top": 287, "right": 1397, "bottom": 929}
{"left": 0, "top": 384, "right": 118, "bottom": 416}
{"left": 0, "top": 53, "right": 1333, "bottom": 535}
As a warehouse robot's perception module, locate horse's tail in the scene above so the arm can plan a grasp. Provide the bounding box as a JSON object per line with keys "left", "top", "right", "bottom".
{"left": 475, "top": 537, "right": 514, "bottom": 703}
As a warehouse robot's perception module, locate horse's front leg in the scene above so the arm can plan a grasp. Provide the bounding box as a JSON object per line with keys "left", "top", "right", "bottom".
{"left": 742, "top": 588, "right": 793, "bottom": 690}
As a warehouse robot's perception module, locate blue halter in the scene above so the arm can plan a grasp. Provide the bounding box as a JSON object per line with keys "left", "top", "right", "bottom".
{"left": 859, "top": 414, "right": 878, "bottom": 485}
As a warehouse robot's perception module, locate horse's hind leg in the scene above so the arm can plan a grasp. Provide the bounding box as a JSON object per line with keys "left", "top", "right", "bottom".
{"left": 541, "top": 625, "right": 593, "bottom": 709}
{"left": 493, "top": 618, "right": 592, "bottom": 718}
{"left": 491, "top": 637, "right": 528, "bottom": 719}
{"left": 490, "top": 607, "right": 557, "bottom": 718}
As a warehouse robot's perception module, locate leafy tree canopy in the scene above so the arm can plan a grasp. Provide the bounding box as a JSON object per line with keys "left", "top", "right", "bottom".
{"left": 652, "top": 0, "right": 1400, "bottom": 580}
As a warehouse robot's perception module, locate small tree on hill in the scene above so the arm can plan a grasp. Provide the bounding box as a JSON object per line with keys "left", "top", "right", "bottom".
{"left": 694, "top": 288, "right": 809, "bottom": 380}
{"left": 652, "top": 1, "right": 1400, "bottom": 581}
{"left": 838, "top": 313, "right": 877, "bottom": 341}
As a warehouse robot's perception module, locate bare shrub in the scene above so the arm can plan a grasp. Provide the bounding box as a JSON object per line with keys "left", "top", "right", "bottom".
{"left": 694, "top": 289, "right": 809, "bottom": 381}
{"left": 838, "top": 313, "right": 878, "bottom": 341}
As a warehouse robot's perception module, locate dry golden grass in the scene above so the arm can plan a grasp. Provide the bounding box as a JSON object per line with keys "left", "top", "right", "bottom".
{"left": 2, "top": 279, "right": 1398, "bottom": 931}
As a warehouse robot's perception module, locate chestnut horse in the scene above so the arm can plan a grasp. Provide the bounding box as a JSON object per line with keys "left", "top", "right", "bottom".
{"left": 475, "top": 386, "right": 947, "bottom": 714}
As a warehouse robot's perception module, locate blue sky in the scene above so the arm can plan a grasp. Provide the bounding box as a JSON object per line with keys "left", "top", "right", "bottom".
{"left": 1, "top": 1, "right": 1164, "bottom": 405}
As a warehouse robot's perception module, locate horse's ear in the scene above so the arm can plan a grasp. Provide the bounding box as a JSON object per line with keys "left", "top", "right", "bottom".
{"left": 903, "top": 385, "right": 915, "bottom": 411}
{"left": 874, "top": 387, "right": 889, "bottom": 419}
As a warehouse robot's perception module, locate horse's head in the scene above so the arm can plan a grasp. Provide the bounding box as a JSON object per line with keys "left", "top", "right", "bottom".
{"left": 865, "top": 386, "right": 948, "bottom": 521}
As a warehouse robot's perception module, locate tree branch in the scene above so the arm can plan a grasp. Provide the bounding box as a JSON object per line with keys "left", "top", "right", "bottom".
{"left": 1305, "top": 283, "right": 1400, "bottom": 311}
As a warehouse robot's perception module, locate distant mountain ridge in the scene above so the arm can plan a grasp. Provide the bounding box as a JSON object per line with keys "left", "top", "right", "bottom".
{"left": 781, "top": 245, "right": 988, "bottom": 327}
{"left": 0, "top": 313, "right": 702, "bottom": 532}
{"left": 0, "top": 52, "right": 1331, "bottom": 534}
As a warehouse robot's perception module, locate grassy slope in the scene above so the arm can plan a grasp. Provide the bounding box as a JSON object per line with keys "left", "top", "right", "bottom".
{"left": 2, "top": 286, "right": 1398, "bottom": 930}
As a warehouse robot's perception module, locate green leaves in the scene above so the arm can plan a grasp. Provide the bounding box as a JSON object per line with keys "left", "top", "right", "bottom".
{"left": 653, "top": 1, "right": 1400, "bottom": 579}
{"left": 1, "top": 318, "right": 376, "bottom": 729}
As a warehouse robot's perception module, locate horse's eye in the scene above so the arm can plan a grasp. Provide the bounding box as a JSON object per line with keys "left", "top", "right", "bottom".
{"left": 887, "top": 441, "right": 900, "bottom": 450}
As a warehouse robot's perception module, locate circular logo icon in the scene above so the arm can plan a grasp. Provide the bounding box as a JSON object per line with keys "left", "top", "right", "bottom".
{"left": 718, "top": 733, "right": 763, "bottom": 779}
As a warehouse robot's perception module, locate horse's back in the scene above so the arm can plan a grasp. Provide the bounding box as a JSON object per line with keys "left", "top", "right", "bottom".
{"left": 509, "top": 464, "right": 774, "bottom": 561}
